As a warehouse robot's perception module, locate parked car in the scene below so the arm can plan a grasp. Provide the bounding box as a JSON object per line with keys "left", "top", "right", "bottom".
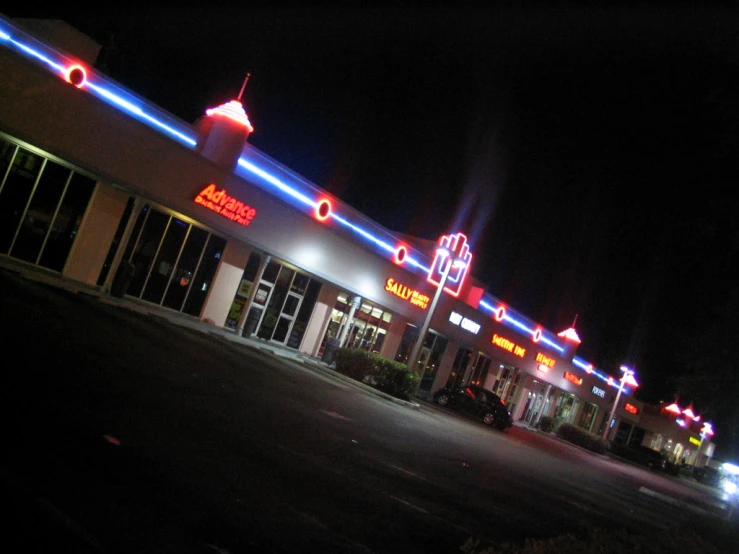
{"left": 433, "top": 385, "right": 513, "bottom": 431}
{"left": 608, "top": 443, "right": 667, "bottom": 471}
{"left": 693, "top": 466, "right": 722, "bottom": 487}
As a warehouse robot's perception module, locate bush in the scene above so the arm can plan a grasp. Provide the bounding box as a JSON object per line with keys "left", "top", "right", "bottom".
{"left": 555, "top": 423, "right": 608, "bottom": 454}
{"left": 332, "top": 347, "right": 377, "bottom": 381}
{"left": 538, "top": 416, "right": 555, "bottom": 433}
{"left": 332, "top": 348, "right": 419, "bottom": 401}
{"left": 378, "top": 360, "right": 420, "bottom": 401}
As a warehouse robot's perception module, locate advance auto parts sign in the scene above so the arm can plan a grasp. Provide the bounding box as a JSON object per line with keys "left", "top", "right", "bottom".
{"left": 195, "top": 184, "right": 257, "bottom": 226}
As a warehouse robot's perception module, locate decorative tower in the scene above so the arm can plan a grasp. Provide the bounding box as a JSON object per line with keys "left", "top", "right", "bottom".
{"left": 557, "top": 314, "right": 582, "bottom": 362}
{"left": 194, "top": 73, "right": 254, "bottom": 172}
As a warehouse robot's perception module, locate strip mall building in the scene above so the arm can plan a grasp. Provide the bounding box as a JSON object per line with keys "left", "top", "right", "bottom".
{"left": 0, "top": 15, "right": 716, "bottom": 467}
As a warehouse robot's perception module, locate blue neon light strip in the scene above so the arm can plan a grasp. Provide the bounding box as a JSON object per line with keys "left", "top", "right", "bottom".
{"left": 87, "top": 84, "right": 197, "bottom": 146}
{"left": 0, "top": 21, "right": 198, "bottom": 148}
{"left": 238, "top": 159, "right": 315, "bottom": 207}
{"left": 572, "top": 356, "right": 626, "bottom": 389}
{"left": 238, "top": 157, "right": 433, "bottom": 274}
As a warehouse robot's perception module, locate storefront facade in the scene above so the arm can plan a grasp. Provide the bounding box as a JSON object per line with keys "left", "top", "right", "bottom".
{"left": 0, "top": 16, "right": 716, "bottom": 460}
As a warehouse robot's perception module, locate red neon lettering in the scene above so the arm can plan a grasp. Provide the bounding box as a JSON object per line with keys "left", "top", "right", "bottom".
{"left": 492, "top": 334, "right": 525, "bottom": 358}
{"left": 195, "top": 184, "right": 257, "bottom": 226}
{"left": 563, "top": 371, "right": 582, "bottom": 385}
{"left": 535, "top": 352, "right": 555, "bottom": 368}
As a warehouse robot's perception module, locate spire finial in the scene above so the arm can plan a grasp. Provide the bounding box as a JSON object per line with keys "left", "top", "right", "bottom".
{"left": 237, "top": 72, "right": 252, "bottom": 102}
{"left": 572, "top": 313, "right": 579, "bottom": 328}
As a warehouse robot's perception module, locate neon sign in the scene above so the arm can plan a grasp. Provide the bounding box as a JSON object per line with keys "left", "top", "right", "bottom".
{"left": 535, "top": 353, "right": 555, "bottom": 369}
{"left": 492, "top": 334, "right": 526, "bottom": 358}
{"left": 385, "top": 278, "right": 429, "bottom": 309}
{"left": 449, "top": 312, "right": 480, "bottom": 334}
{"left": 205, "top": 100, "right": 254, "bottom": 131}
{"left": 427, "top": 233, "right": 472, "bottom": 297}
{"left": 563, "top": 371, "right": 582, "bottom": 385}
{"left": 624, "top": 403, "right": 639, "bottom": 415}
{"left": 689, "top": 437, "right": 701, "bottom": 446}
{"left": 194, "top": 184, "right": 257, "bottom": 226}
{"left": 592, "top": 386, "right": 605, "bottom": 398}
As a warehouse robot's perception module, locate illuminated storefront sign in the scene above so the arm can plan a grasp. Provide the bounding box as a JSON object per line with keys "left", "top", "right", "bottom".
{"left": 385, "top": 278, "right": 429, "bottom": 309}
{"left": 492, "top": 334, "right": 526, "bottom": 358}
{"left": 195, "top": 184, "right": 257, "bottom": 226}
{"left": 564, "top": 371, "right": 582, "bottom": 385}
{"left": 449, "top": 311, "right": 481, "bottom": 334}
{"left": 624, "top": 403, "right": 639, "bottom": 415}
{"left": 689, "top": 437, "right": 701, "bottom": 446}
{"left": 535, "top": 353, "right": 555, "bottom": 369}
{"left": 592, "top": 386, "right": 606, "bottom": 398}
{"left": 427, "top": 232, "right": 472, "bottom": 297}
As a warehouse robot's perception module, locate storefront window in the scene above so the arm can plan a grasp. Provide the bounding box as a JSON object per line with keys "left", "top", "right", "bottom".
{"left": 446, "top": 347, "right": 475, "bottom": 390}
{"left": 162, "top": 226, "right": 209, "bottom": 311}
{"left": 417, "top": 333, "right": 448, "bottom": 392}
{"left": 468, "top": 353, "right": 492, "bottom": 387}
{"left": 323, "top": 295, "right": 393, "bottom": 354}
{"left": 0, "top": 136, "right": 96, "bottom": 272}
{"left": 577, "top": 402, "right": 598, "bottom": 432}
{"left": 117, "top": 203, "right": 226, "bottom": 318}
{"left": 181, "top": 234, "right": 226, "bottom": 317}
{"left": 395, "top": 323, "right": 418, "bottom": 364}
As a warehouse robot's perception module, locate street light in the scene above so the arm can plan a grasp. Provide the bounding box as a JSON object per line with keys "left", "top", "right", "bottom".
{"left": 602, "top": 365, "right": 638, "bottom": 441}
{"left": 408, "top": 247, "right": 467, "bottom": 396}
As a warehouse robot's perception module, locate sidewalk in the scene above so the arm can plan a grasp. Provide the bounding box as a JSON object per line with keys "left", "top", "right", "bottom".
{"left": 0, "top": 259, "right": 422, "bottom": 412}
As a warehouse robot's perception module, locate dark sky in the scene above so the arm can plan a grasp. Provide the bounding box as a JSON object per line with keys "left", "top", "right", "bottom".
{"left": 9, "top": 4, "right": 739, "bottom": 404}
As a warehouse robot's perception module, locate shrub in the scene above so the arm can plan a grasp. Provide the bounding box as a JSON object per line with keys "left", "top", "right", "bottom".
{"left": 333, "top": 347, "right": 379, "bottom": 381}
{"left": 377, "top": 359, "right": 420, "bottom": 401}
{"left": 538, "top": 416, "right": 555, "bottom": 433}
{"left": 555, "top": 423, "right": 608, "bottom": 454}
{"left": 332, "top": 348, "right": 419, "bottom": 401}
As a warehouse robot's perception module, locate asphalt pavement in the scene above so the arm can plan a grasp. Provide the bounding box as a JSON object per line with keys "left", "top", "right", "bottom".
{"left": 0, "top": 257, "right": 732, "bottom": 552}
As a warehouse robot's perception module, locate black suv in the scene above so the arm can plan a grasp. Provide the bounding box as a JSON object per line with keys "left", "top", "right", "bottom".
{"left": 433, "top": 385, "right": 513, "bottom": 431}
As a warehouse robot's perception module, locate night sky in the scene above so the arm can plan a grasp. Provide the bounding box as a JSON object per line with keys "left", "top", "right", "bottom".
{"left": 8, "top": 5, "right": 739, "bottom": 406}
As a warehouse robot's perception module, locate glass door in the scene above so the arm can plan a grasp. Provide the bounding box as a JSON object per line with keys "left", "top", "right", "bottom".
{"left": 271, "top": 291, "right": 303, "bottom": 344}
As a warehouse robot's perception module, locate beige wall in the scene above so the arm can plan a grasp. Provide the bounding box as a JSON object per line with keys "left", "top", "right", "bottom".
{"left": 380, "top": 313, "right": 408, "bottom": 361}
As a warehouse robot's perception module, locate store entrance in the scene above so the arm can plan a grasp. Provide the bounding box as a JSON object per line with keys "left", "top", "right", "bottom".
{"left": 521, "top": 380, "right": 549, "bottom": 423}
{"left": 225, "top": 253, "right": 322, "bottom": 349}
{"left": 553, "top": 393, "right": 577, "bottom": 428}
{"left": 319, "top": 293, "right": 393, "bottom": 356}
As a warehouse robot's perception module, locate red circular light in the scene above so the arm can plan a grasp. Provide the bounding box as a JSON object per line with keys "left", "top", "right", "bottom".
{"left": 315, "top": 199, "right": 331, "bottom": 221}
{"left": 394, "top": 245, "right": 407, "bottom": 264}
{"left": 533, "top": 328, "right": 542, "bottom": 343}
{"left": 66, "top": 65, "right": 87, "bottom": 88}
{"left": 494, "top": 306, "right": 505, "bottom": 322}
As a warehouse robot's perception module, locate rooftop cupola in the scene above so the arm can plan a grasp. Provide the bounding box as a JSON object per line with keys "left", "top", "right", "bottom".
{"left": 557, "top": 314, "right": 582, "bottom": 362}
{"left": 194, "top": 73, "right": 254, "bottom": 172}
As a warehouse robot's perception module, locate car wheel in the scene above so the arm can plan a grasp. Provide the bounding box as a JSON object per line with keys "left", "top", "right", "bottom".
{"left": 436, "top": 393, "right": 450, "bottom": 406}
{"left": 482, "top": 412, "right": 495, "bottom": 426}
